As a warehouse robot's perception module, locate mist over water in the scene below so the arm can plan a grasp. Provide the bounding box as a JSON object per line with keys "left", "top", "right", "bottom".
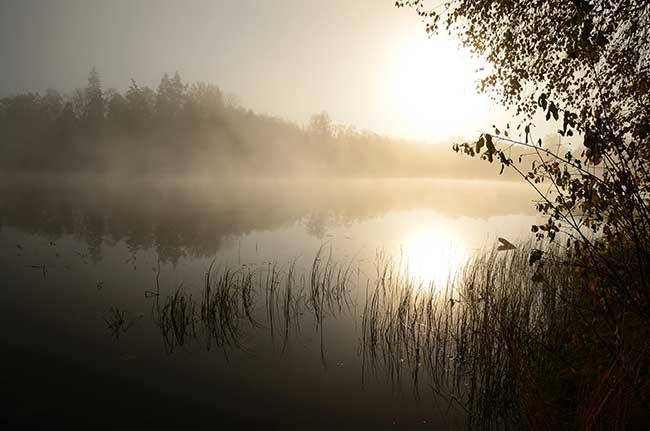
{"left": 0, "top": 52, "right": 539, "bottom": 431}
{"left": 0, "top": 62, "right": 535, "bottom": 429}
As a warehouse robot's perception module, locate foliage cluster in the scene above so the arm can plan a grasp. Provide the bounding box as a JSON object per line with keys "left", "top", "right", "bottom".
{"left": 397, "top": 0, "right": 650, "bottom": 428}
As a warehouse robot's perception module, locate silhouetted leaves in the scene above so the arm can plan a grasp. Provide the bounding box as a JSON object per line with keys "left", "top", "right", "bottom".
{"left": 529, "top": 249, "right": 543, "bottom": 266}
{"left": 400, "top": 1, "right": 650, "bottom": 427}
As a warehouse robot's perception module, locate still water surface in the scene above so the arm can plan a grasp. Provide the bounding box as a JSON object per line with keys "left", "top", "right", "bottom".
{"left": 1, "top": 177, "right": 538, "bottom": 429}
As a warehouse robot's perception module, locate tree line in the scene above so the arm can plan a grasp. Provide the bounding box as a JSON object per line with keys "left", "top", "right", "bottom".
{"left": 0, "top": 68, "right": 514, "bottom": 179}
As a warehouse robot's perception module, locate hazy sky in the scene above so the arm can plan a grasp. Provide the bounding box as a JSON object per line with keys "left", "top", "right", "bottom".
{"left": 0, "top": 0, "right": 508, "bottom": 142}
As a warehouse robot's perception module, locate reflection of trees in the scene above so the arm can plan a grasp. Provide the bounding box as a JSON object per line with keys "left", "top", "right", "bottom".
{"left": 0, "top": 178, "right": 535, "bottom": 263}
{"left": 303, "top": 211, "right": 330, "bottom": 239}
{"left": 81, "top": 212, "right": 105, "bottom": 263}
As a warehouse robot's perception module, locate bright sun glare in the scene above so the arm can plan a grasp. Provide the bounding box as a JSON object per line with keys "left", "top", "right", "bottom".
{"left": 388, "top": 34, "right": 491, "bottom": 141}
{"left": 402, "top": 228, "right": 468, "bottom": 290}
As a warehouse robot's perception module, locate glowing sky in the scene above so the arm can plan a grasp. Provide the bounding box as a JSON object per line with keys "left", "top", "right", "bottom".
{"left": 0, "top": 0, "right": 508, "bottom": 142}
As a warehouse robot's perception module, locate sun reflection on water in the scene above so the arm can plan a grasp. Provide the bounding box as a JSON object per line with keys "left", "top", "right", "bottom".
{"left": 402, "top": 228, "right": 469, "bottom": 290}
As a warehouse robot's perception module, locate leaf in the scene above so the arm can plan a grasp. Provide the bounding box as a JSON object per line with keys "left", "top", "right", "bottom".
{"left": 538, "top": 93, "right": 548, "bottom": 110}
{"left": 475, "top": 136, "right": 485, "bottom": 152}
{"left": 529, "top": 249, "right": 543, "bottom": 266}
{"left": 484, "top": 134, "right": 496, "bottom": 163}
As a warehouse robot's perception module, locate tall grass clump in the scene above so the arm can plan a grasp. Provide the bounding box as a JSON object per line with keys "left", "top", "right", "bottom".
{"left": 144, "top": 240, "right": 649, "bottom": 428}
{"left": 361, "top": 242, "right": 650, "bottom": 430}
{"left": 150, "top": 249, "right": 355, "bottom": 355}
{"left": 451, "top": 245, "right": 580, "bottom": 430}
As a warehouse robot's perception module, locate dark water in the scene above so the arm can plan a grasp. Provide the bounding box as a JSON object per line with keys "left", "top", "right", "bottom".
{"left": 1, "top": 177, "right": 537, "bottom": 429}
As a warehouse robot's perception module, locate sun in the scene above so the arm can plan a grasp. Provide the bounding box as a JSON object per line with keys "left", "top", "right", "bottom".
{"left": 402, "top": 227, "right": 468, "bottom": 290}
{"left": 387, "top": 33, "right": 491, "bottom": 141}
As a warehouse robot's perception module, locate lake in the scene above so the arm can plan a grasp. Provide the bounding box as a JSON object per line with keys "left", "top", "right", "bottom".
{"left": 1, "top": 176, "right": 539, "bottom": 429}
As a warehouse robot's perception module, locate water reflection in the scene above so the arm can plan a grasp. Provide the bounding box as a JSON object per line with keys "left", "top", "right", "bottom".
{"left": 143, "top": 251, "right": 354, "bottom": 364}
{"left": 402, "top": 227, "right": 468, "bottom": 288}
{"left": 1, "top": 176, "right": 538, "bottom": 429}
{"left": 0, "top": 176, "right": 536, "bottom": 264}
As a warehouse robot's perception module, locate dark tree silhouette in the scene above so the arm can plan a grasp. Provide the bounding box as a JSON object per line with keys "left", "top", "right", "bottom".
{"left": 308, "top": 111, "right": 332, "bottom": 139}
{"left": 124, "top": 79, "right": 155, "bottom": 134}
{"left": 83, "top": 67, "right": 104, "bottom": 133}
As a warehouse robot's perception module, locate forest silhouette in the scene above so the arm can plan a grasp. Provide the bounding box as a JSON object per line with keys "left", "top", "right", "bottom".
{"left": 0, "top": 68, "right": 515, "bottom": 179}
